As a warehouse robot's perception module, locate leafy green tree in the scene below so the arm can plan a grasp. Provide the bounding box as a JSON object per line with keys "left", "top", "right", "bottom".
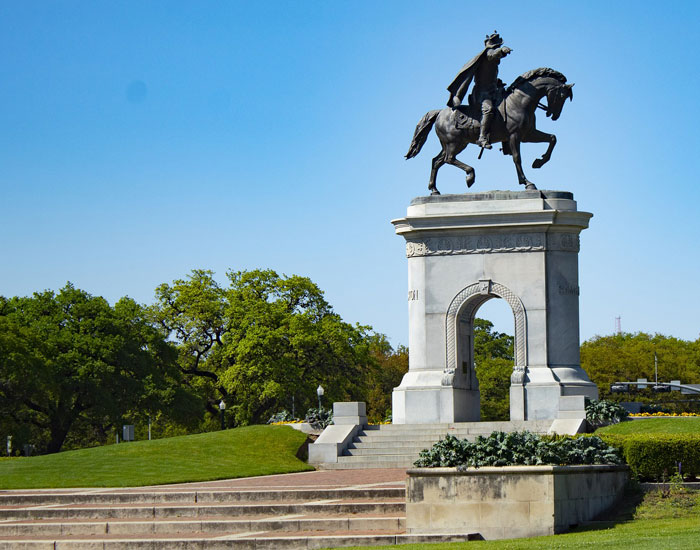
{"left": 0, "top": 284, "right": 200, "bottom": 453}
{"left": 151, "top": 269, "right": 376, "bottom": 426}
{"left": 473, "top": 318, "right": 514, "bottom": 421}
{"left": 365, "top": 334, "right": 408, "bottom": 422}
{"left": 581, "top": 332, "right": 700, "bottom": 404}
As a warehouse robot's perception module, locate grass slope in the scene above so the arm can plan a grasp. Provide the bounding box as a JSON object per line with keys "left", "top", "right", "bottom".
{"left": 596, "top": 417, "right": 700, "bottom": 435}
{"left": 0, "top": 425, "right": 313, "bottom": 489}
{"left": 332, "top": 490, "right": 700, "bottom": 550}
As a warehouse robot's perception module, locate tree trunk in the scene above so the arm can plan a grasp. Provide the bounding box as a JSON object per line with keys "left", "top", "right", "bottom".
{"left": 46, "top": 416, "right": 72, "bottom": 454}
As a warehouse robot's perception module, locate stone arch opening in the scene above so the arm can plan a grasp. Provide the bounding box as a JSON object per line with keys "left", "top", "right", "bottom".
{"left": 443, "top": 279, "right": 527, "bottom": 420}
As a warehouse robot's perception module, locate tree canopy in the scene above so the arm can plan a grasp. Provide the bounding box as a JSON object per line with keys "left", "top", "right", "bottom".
{"left": 0, "top": 284, "right": 200, "bottom": 453}
{"left": 150, "top": 269, "right": 377, "bottom": 426}
{"left": 581, "top": 332, "right": 700, "bottom": 401}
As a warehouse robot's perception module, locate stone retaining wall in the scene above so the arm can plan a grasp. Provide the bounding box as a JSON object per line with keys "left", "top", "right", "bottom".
{"left": 406, "top": 465, "right": 628, "bottom": 540}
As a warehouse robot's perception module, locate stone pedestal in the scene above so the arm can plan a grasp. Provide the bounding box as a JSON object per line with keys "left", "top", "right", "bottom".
{"left": 391, "top": 190, "right": 598, "bottom": 424}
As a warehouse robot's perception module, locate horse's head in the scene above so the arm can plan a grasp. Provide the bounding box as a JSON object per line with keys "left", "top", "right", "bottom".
{"left": 545, "top": 83, "right": 574, "bottom": 121}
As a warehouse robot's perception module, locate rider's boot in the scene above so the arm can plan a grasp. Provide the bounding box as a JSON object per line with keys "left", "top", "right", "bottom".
{"left": 477, "top": 112, "right": 493, "bottom": 149}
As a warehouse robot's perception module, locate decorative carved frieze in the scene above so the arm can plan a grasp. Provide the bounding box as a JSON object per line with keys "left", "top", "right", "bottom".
{"left": 547, "top": 232, "right": 580, "bottom": 252}
{"left": 405, "top": 231, "right": 581, "bottom": 257}
{"left": 406, "top": 233, "right": 546, "bottom": 257}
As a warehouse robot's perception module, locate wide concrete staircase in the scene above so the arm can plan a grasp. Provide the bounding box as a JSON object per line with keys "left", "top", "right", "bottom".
{"left": 0, "top": 482, "right": 473, "bottom": 549}
{"left": 319, "top": 420, "right": 553, "bottom": 470}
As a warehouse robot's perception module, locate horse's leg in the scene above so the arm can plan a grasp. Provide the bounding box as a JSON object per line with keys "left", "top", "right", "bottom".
{"left": 509, "top": 133, "right": 536, "bottom": 189}
{"left": 526, "top": 129, "right": 557, "bottom": 169}
{"left": 429, "top": 150, "right": 446, "bottom": 195}
{"left": 445, "top": 144, "right": 476, "bottom": 188}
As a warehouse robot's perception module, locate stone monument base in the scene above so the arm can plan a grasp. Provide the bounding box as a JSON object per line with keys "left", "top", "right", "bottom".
{"left": 392, "top": 386, "right": 480, "bottom": 424}
{"left": 391, "top": 191, "right": 598, "bottom": 423}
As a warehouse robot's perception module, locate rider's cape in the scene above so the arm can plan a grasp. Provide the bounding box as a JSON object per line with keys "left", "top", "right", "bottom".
{"left": 446, "top": 48, "right": 488, "bottom": 108}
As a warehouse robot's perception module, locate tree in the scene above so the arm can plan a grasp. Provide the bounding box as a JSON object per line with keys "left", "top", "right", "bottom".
{"left": 0, "top": 284, "right": 199, "bottom": 453}
{"left": 151, "top": 269, "right": 377, "bottom": 426}
{"left": 581, "top": 332, "right": 700, "bottom": 404}
{"left": 365, "top": 334, "right": 408, "bottom": 422}
{"left": 473, "top": 318, "right": 514, "bottom": 421}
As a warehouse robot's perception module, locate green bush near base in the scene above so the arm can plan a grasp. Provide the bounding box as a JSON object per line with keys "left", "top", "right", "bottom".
{"left": 600, "top": 433, "right": 700, "bottom": 480}
{"left": 414, "top": 431, "right": 623, "bottom": 468}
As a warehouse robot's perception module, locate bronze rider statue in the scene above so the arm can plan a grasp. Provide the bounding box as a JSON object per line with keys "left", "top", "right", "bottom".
{"left": 447, "top": 31, "right": 512, "bottom": 149}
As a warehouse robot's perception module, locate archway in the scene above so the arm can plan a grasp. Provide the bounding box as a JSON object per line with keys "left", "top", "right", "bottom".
{"left": 443, "top": 279, "right": 527, "bottom": 420}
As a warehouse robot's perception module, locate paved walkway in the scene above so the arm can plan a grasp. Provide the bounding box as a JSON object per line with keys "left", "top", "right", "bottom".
{"left": 0, "top": 468, "right": 408, "bottom": 496}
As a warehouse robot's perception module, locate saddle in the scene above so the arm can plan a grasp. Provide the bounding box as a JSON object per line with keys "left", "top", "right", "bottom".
{"left": 453, "top": 105, "right": 479, "bottom": 131}
{"left": 454, "top": 83, "right": 507, "bottom": 130}
{"left": 453, "top": 104, "right": 512, "bottom": 155}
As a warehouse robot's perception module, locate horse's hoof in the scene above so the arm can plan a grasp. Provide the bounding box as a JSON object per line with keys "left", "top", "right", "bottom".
{"left": 467, "top": 178, "right": 475, "bottom": 188}
{"left": 430, "top": 189, "right": 441, "bottom": 196}
{"left": 525, "top": 183, "right": 538, "bottom": 190}
{"left": 532, "top": 158, "right": 545, "bottom": 169}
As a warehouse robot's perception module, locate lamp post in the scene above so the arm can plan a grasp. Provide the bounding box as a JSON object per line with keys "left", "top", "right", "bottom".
{"left": 316, "top": 385, "right": 324, "bottom": 411}
{"left": 219, "top": 400, "right": 226, "bottom": 430}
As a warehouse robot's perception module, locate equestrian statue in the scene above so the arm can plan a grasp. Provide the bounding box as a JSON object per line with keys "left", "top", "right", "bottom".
{"left": 406, "top": 31, "right": 574, "bottom": 194}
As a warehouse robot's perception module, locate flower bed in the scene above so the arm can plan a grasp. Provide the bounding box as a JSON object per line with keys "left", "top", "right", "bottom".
{"left": 630, "top": 412, "right": 700, "bottom": 417}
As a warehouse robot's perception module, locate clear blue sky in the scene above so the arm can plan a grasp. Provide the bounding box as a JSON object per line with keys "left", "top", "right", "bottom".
{"left": 2, "top": 1, "right": 699, "bottom": 346}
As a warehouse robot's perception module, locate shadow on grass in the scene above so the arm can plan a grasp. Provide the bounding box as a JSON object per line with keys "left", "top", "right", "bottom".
{"left": 566, "top": 482, "right": 646, "bottom": 534}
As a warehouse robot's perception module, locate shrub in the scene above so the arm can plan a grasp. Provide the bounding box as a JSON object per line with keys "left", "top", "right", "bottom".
{"left": 585, "top": 399, "right": 628, "bottom": 428}
{"left": 601, "top": 433, "right": 700, "bottom": 480}
{"left": 304, "top": 407, "right": 333, "bottom": 429}
{"left": 414, "top": 431, "right": 623, "bottom": 468}
{"left": 267, "top": 410, "right": 298, "bottom": 424}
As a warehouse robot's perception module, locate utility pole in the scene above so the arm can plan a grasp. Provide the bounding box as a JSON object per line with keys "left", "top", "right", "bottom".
{"left": 654, "top": 351, "right": 658, "bottom": 385}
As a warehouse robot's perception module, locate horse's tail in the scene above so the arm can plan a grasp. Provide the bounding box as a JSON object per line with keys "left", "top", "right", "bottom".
{"left": 405, "top": 109, "right": 441, "bottom": 159}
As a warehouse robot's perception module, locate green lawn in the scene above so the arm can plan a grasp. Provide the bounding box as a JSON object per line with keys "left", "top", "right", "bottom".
{"left": 0, "top": 425, "right": 313, "bottom": 489}
{"left": 332, "top": 489, "right": 700, "bottom": 550}
{"left": 596, "top": 417, "right": 700, "bottom": 435}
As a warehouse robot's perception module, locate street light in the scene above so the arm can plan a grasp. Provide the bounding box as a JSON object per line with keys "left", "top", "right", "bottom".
{"left": 219, "top": 400, "right": 226, "bottom": 430}
{"left": 316, "top": 385, "right": 324, "bottom": 411}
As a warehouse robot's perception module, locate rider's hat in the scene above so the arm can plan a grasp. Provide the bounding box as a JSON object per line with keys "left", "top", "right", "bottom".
{"left": 484, "top": 31, "right": 503, "bottom": 48}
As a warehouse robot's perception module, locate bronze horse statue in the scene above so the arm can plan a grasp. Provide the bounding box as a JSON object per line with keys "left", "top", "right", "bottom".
{"left": 406, "top": 68, "right": 573, "bottom": 193}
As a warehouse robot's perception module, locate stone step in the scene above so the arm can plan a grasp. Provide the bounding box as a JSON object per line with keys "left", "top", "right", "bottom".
{"left": 344, "top": 447, "right": 428, "bottom": 456}
{"left": 357, "top": 430, "right": 471, "bottom": 438}
{"left": 0, "top": 468, "right": 416, "bottom": 549}
{"left": 311, "top": 420, "right": 553, "bottom": 470}
{"left": 353, "top": 435, "right": 454, "bottom": 447}
{"left": 0, "top": 532, "right": 475, "bottom": 549}
{"left": 364, "top": 421, "right": 551, "bottom": 432}
{"left": 348, "top": 440, "right": 437, "bottom": 450}
{"left": 337, "top": 454, "right": 418, "bottom": 463}
{"left": 0, "top": 515, "right": 407, "bottom": 537}
{"left": 319, "top": 460, "right": 416, "bottom": 470}
{"left": 0, "top": 487, "right": 404, "bottom": 507}
{"left": 0, "top": 500, "right": 406, "bottom": 522}
{"left": 358, "top": 429, "right": 456, "bottom": 437}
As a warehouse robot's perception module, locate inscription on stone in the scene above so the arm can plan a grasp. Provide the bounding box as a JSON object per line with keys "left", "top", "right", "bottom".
{"left": 408, "top": 290, "right": 419, "bottom": 301}
{"left": 558, "top": 284, "right": 580, "bottom": 296}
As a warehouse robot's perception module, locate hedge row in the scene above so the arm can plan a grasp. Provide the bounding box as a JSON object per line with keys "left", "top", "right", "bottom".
{"left": 600, "top": 433, "right": 700, "bottom": 480}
